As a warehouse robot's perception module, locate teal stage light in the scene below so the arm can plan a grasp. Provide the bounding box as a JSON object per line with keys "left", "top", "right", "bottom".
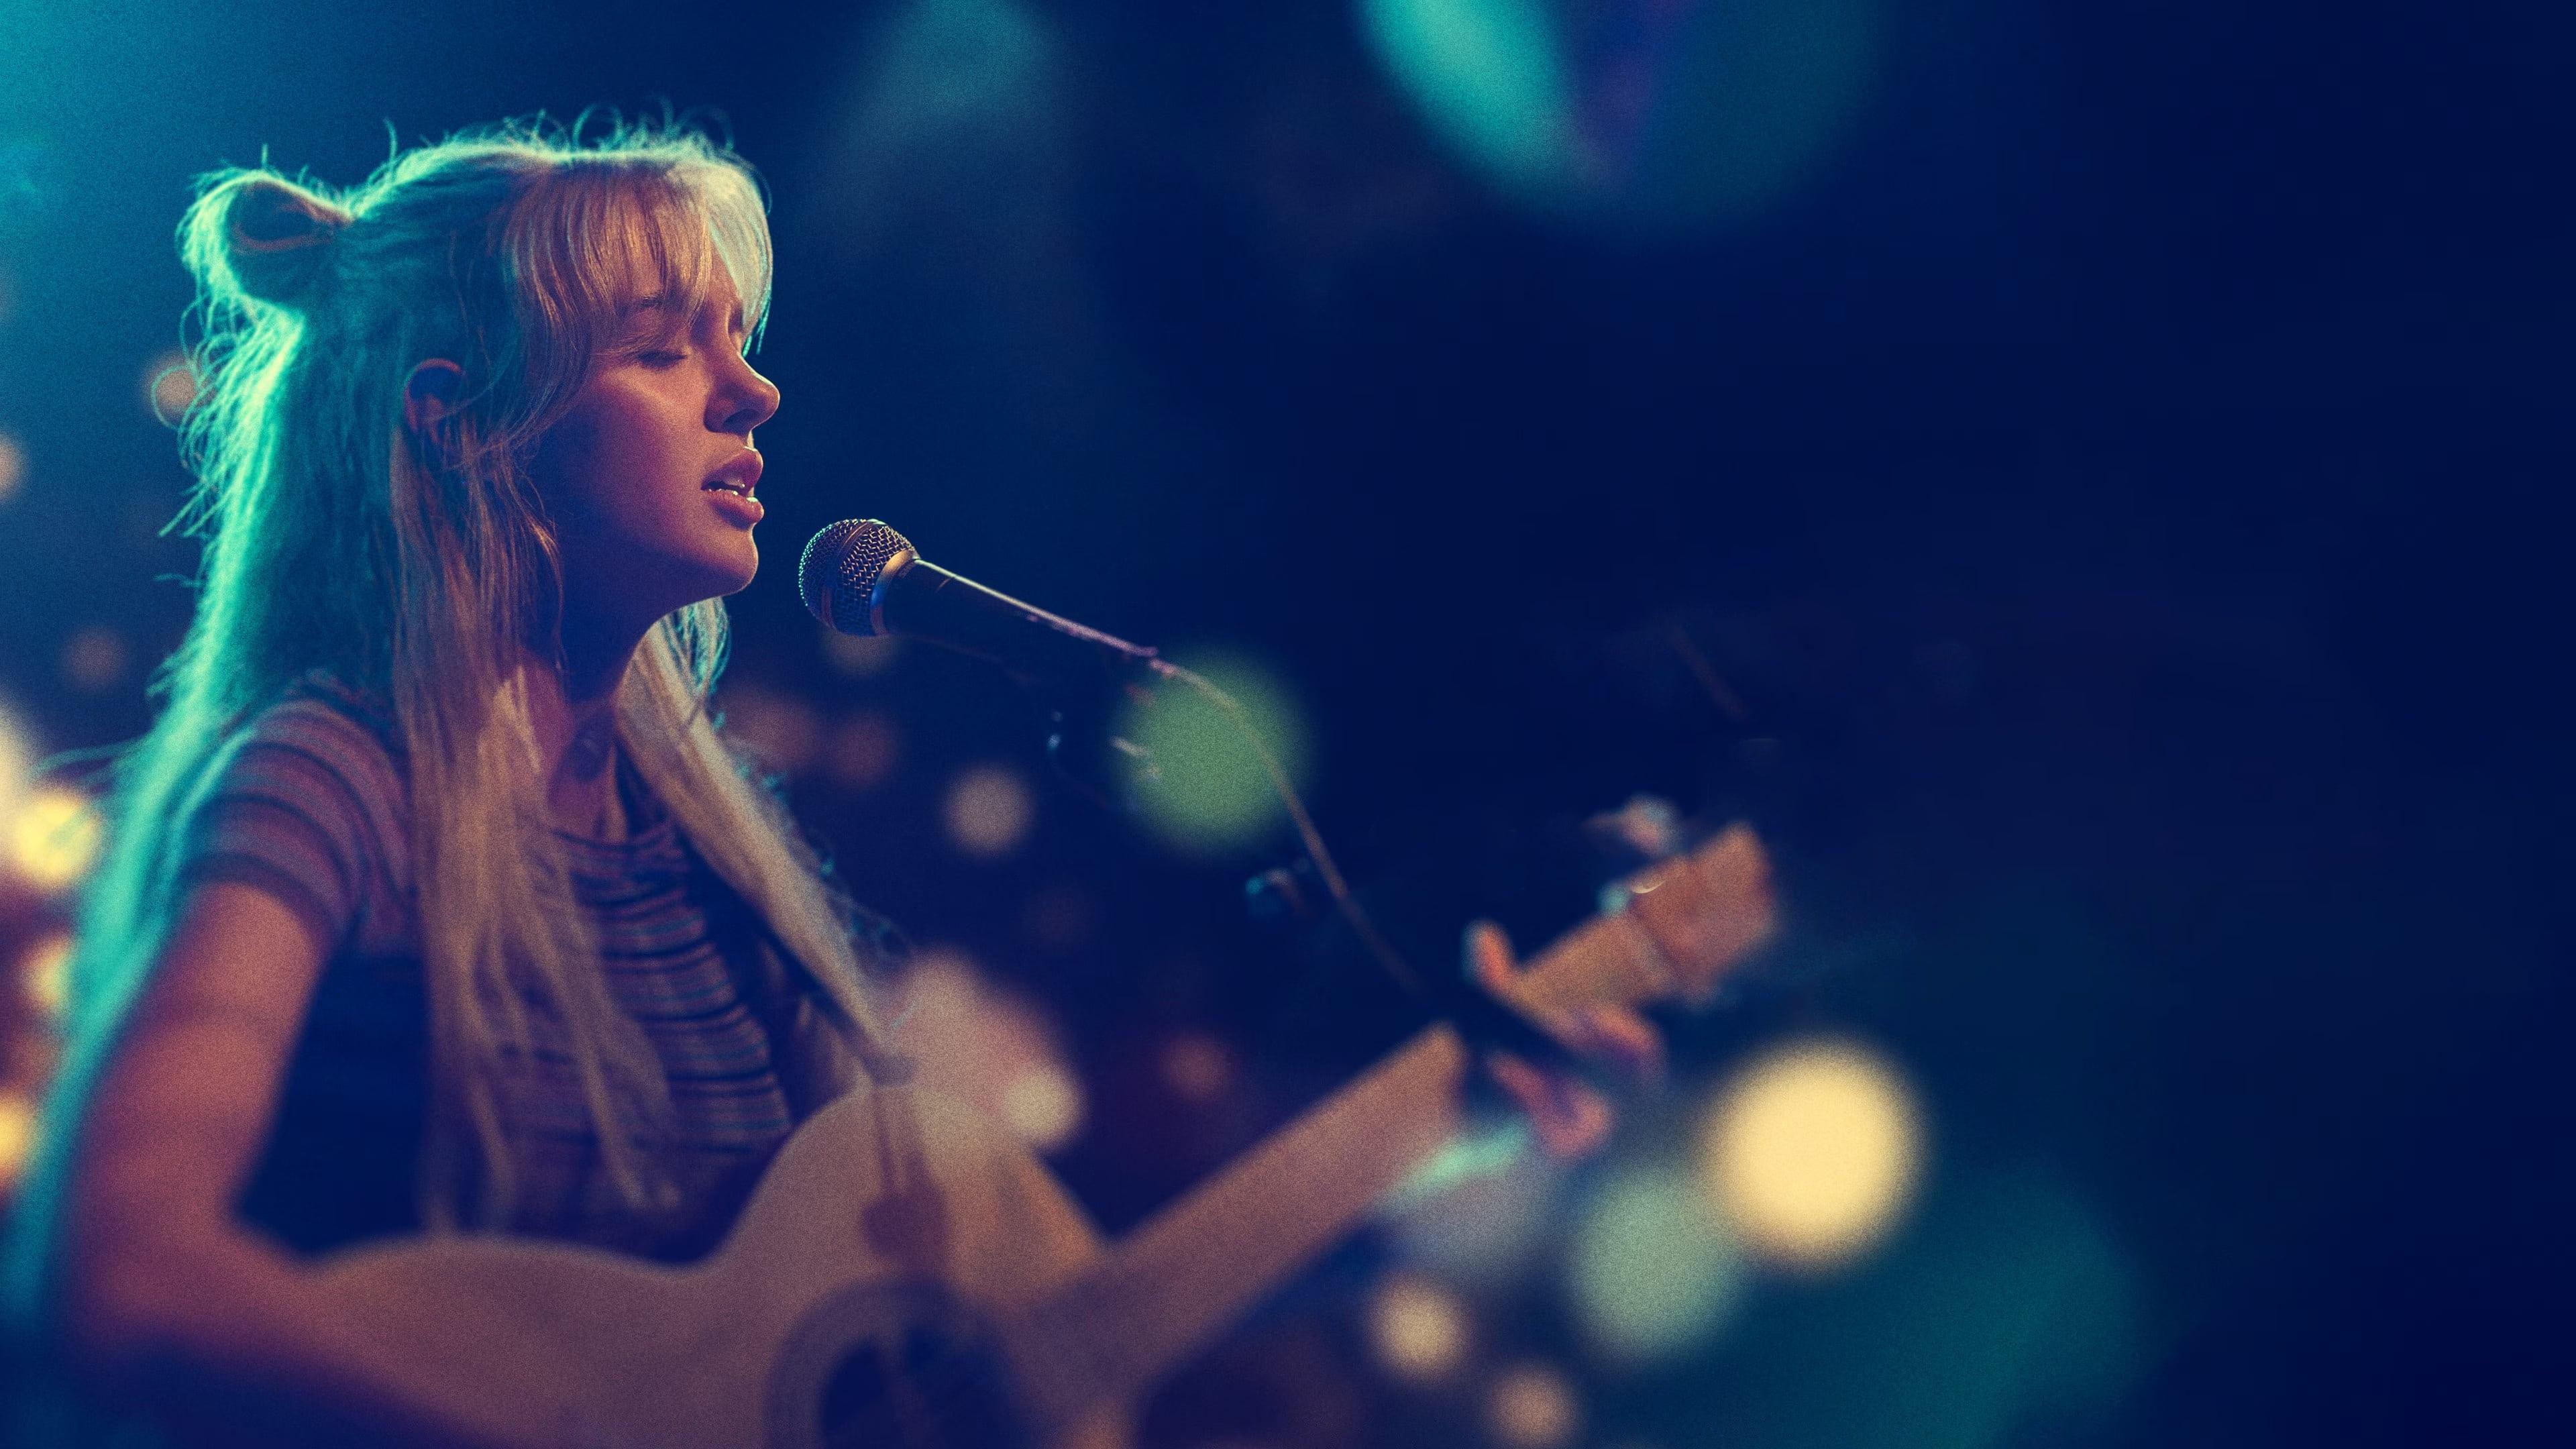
{"left": 1358, "top": 0, "right": 1885, "bottom": 233}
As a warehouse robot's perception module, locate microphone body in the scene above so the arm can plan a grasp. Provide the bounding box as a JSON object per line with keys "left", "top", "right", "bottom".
{"left": 799, "top": 519, "right": 1169, "bottom": 690}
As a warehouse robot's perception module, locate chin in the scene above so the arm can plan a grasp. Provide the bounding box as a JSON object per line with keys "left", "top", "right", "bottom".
{"left": 703, "top": 535, "right": 762, "bottom": 597}
{"left": 659, "top": 556, "right": 759, "bottom": 612}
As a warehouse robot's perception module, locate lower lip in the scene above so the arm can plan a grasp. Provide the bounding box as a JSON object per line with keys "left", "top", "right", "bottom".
{"left": 705, "top": 487, "right": 763, "bottom": 527}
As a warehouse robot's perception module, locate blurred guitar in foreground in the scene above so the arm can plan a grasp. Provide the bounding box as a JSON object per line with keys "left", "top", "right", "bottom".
{"left": 309, "top": 824, "right": 1776, "bottom": 1448}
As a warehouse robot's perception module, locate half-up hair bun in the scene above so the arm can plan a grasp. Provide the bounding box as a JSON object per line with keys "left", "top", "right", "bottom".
{"left": 199, "top": 172, "right": 352, "bottom": 314}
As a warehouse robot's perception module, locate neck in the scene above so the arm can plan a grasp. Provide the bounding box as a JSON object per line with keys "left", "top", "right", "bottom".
{"left": 523, "top": 607, "right": 651, "bottom": 836}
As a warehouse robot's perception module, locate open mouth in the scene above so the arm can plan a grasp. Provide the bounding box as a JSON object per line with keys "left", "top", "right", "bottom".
{"left": 703, "top": 450, "right": 763, "bottom": 498}
{"left": 702, "top": 465, "right": 765, "bottom": 527}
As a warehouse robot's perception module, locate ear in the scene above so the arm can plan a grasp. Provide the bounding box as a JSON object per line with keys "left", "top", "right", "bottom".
{"left": 402, "top": 358, "right": 466, "bottom": 438}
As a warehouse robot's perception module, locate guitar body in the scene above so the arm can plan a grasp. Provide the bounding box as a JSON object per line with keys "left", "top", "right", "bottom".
{"left": 315, "top": 1086, "right": 1124, "bottom": 1449}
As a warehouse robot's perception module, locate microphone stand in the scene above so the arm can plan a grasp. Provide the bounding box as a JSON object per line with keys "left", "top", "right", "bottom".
{"left": 1036, "top": 678, "right": 1165, "bottom": 816}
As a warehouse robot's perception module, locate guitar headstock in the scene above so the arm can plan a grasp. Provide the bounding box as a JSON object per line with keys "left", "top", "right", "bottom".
{"left": 1619, "top": 822, "right": 1776, "bottom": 1006}
{"left": 1503, "top": 822, "right": 1776, "bottom": 1021}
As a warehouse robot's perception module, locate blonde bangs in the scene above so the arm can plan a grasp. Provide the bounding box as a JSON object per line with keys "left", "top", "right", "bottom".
{"left": 505, "top": 156, "right": 773, "bottom": 408}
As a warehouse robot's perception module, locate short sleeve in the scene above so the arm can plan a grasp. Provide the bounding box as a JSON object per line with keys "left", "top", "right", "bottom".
{"left": 178, "top": 693, "right": 407, "bottom": 958}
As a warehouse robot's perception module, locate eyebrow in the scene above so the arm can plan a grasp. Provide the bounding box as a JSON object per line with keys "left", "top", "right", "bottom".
{"left": 621, "top": 294, "right": 750, "bottom": 339}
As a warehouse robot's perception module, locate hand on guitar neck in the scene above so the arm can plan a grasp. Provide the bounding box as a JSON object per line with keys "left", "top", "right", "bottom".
{"left": 1467, "top": 918, "right": 1668, "bottom": 1162}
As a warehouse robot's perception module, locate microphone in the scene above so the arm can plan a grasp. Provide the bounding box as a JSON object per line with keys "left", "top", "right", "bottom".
{"left": 797, "top": 519, "right": 1171, "bottom": 690}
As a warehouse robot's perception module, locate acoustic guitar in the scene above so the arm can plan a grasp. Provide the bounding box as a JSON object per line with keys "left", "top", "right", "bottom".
{"left": 309, "top": 824, "right": 1776, "bottom": 1448}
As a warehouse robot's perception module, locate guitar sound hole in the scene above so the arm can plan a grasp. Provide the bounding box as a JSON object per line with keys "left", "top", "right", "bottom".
{"left": 788, "top": 1285, "right": 1031, "bottom": 1449}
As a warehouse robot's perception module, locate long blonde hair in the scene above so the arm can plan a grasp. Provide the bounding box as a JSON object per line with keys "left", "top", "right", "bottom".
{"left": 7, "top": 116, "right": 900, "bottom": 1316}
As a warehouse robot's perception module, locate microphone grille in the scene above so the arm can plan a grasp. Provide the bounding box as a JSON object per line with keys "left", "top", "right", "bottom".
{"left": 798, "top": 519, "right": 915, "bottom": 635}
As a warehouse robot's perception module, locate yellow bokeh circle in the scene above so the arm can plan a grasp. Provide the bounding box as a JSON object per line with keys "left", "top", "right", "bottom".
{"left": 1698, "top": 1039, "right": 1923, "bottom": 1269}
{"left": 1366, "top": 1271, "right": 1471, "bottom": 1383}
{"left": 9, "top": 786, "right": 104, "bottom": 893}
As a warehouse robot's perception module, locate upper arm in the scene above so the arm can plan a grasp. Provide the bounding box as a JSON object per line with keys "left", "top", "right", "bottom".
{"left": 57, "top": 880, "right": 331, "bottom": 1348}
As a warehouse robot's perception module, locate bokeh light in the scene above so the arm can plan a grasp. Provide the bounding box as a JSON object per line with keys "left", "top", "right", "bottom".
{"left": 720, "top": 684, "right": 823, "bottom": 776}
{"left": 8, "top": 786, "right": 104, "bottom": 893}
{"left": 1159, "top": 1029, "right": 1237, "bottom": 1105}
{"left": 0, "top": 1093, "right": 36, "bottom": 1192}
{"left": 19, "top": 934, "right": 71, "bottom": 1022}
{"left": 998, "top": 1061, "right": 1083, "bottom": 1149}
{"left": 1698, "top": 1038, "right": 1923, "bottom": 1269}
{"left": 1366, "top": 1271, "right": 1472, "bottom": 1383}
{"left": 60, "top": 625, "right": 129, "bottom": 694}
{"left": 1485, "top": 1361, "right": 1580, "bottom": 1449}
{"left": 814, "top": 0, "right": 1063, "bottom": 257}
{"left": 1387, "top": 1124, "right": 1564, "bottom": 1286}
{"left": 888, "top": 947, "right": 1087, "bottom": 1153}
{"left": 1566, "top": 1163, "right": 1748, "bottom": 1363}
{"left": 1117, "top": 652, "right": 1312, "bottom": 855}
{"left": 821, "top": 629, "right": 904, "bottom": 678}
{"left": 943, "top": 763, "right": 1035, "bottom": 858}
{"left": 144, "top": 347, "right": 199, "bottom": 426}
{"left": 1358, "top": 0, "right": 1884, "bottom": 232}
{"left": 1358, "top": 0, "right": 1574, "bottom": 199}
{"left": 0, "top": 702, "right": 30, "bottom": 820}
{"left": 825, "top": 708, "right": 902, "bottom": 791}
{"left": 0, "top": 430, "right": 25, "bottom": 506}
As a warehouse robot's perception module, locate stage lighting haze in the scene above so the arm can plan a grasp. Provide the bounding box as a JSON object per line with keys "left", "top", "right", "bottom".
{"left": 1360, "top": 0, "right": 1883, "bottom": 231}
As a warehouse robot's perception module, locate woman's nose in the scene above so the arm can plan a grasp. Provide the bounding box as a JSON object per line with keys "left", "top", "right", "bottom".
{"left": 716, "top": 360, "right": 780, "bottom": 435}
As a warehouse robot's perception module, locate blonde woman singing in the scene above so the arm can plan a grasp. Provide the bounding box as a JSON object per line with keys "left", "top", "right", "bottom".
{"left": 4, "top": 118, "right": 1652, "bottom": 1448}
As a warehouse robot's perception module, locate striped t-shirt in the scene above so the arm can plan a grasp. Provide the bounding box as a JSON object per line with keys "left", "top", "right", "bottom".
{"left": 180, "top": 669, "right": 820, "bottom": 1263}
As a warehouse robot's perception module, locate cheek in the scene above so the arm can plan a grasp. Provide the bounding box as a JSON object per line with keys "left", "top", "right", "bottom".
{"left": 531, "top": 402, "right": 629, "bottom": 527}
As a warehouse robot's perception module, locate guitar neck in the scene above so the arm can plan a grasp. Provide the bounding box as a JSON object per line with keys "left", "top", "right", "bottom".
{"left": 1002, "top": 904, "right": 1684, "bottom": 1431}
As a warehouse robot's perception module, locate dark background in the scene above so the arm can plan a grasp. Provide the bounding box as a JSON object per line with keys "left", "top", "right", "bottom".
{"left": 1, "top": 2, "right": 2567, "bottom": 1444}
